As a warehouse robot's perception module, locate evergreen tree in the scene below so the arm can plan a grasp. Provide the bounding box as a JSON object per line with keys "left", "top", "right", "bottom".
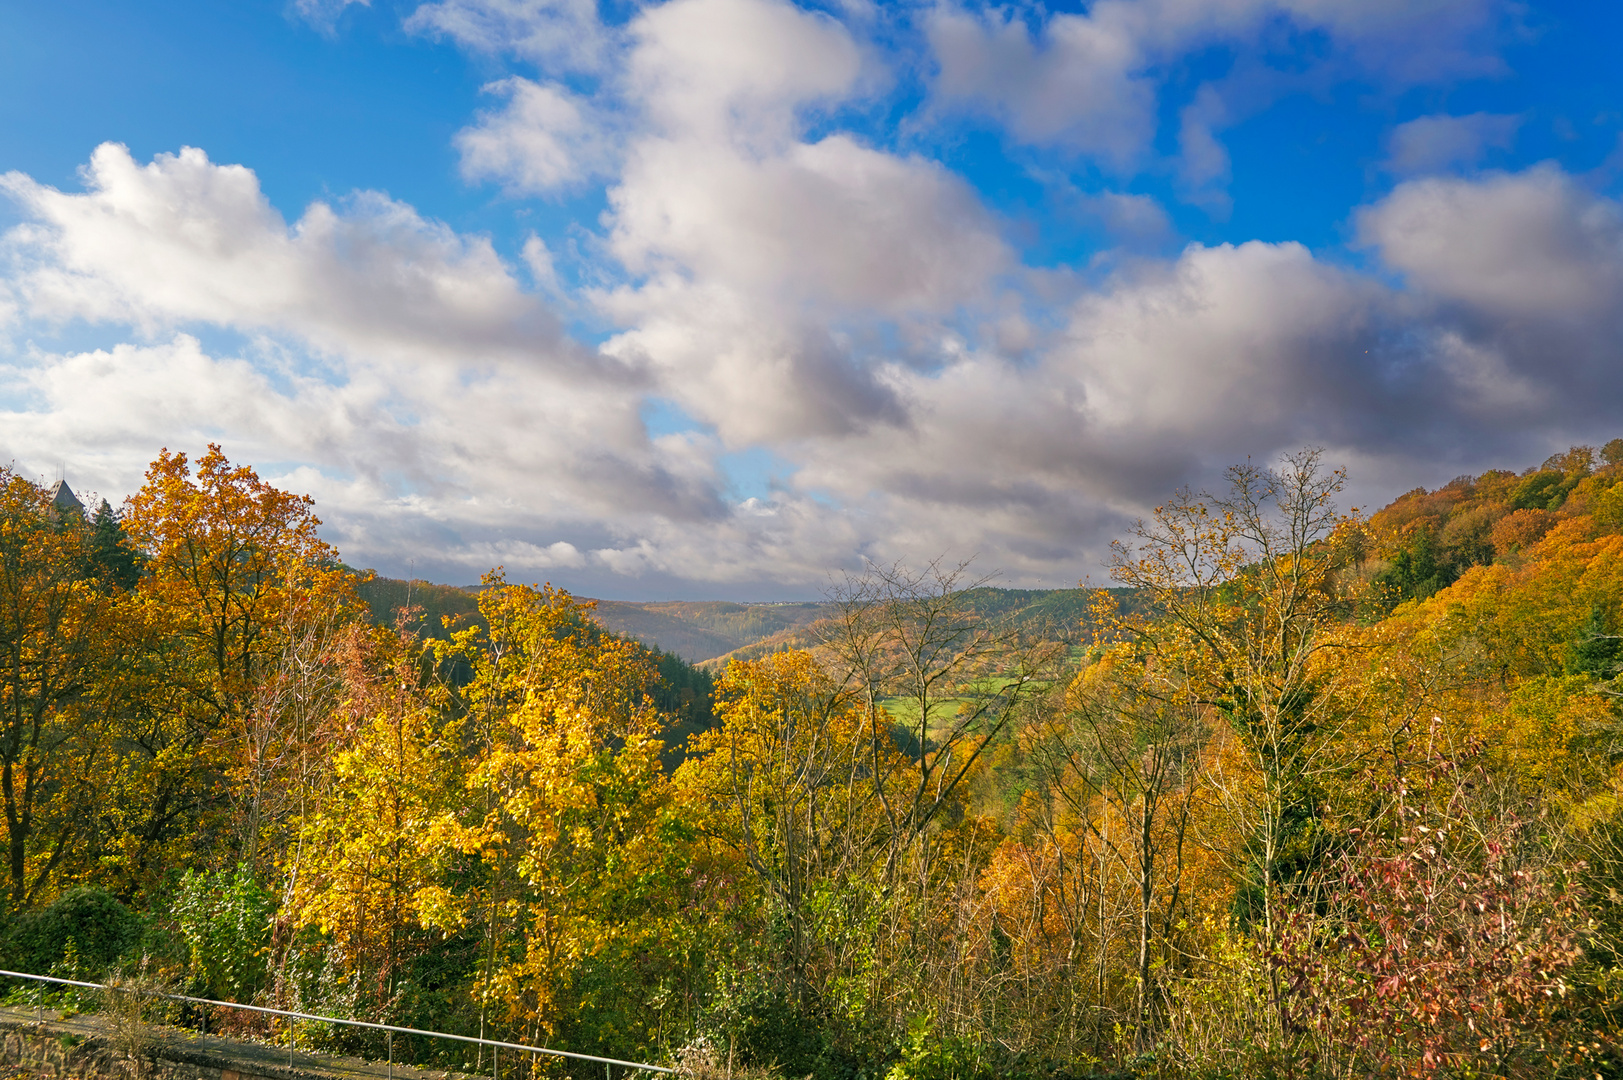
{"left": 1567, "top": 602, "right": 1622, "bottom": 678}
{"left": 86, "top": 499, "right": 143, "bottom": 590}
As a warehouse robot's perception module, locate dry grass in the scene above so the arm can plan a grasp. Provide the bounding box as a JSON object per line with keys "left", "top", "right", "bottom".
{"left": 99, "top": 958, "right": 175, "bottom": 1075}
{"left": 671, "top": 1038, "right": 783, "bottom": 1080}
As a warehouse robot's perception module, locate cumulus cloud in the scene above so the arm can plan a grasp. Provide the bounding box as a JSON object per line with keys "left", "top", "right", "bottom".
{"left": 928, "top": 0, "right": 1508, "bottom": 183}
{"left": 6, "top": 5, "right": 1621, "bottom": 598}
{"left": 0, "top": 144, "right": 588, "bottom": 373}
{"left": 592, "top": 167, "right": 1623, "bottom": 586}
{"left": 606, "top": 134, "right": 1006, "bottom": 313}
{"left": 1384, "top": 112, "right": 1523, "bottom": 176}
{"left": 0, "top": 330, "right": 721, "bottom": 514}
{"left": 7, "top": 147, "right": 1623, "bottom": 595}
{"left": 767, "top": 202, "right": 1623, "bottom": 579}
{"left": 626, "top": 0, "right": 862, "bottom": 146}
{"left": 928, "top": 4, "right": 1153, "bottom": 169}
{"left": 785, "top": 241, "right": 1385, "bottom": 563}
{"left": 598, "top": 282, "right": 905, "bottom": 444}
{"left": 1359, "top": 166, "right": 1623, "bottom": 318}
{"left": 0, "top": 336, "right": 877, "bottom": 593}
{"left": 395, "top": 4, "right": 1622, "bottom": 587}
{"left": 0, "top": 330, "right": 751, "bottom": 586}
{"left": 404, "top": 0, "right": 608, "bottom": 73}
{"left": 0, "top": 336, "right": 314, "bottom": 468}
{"left": 1354, "top": 166, "right": 1623, "bottom": 439}
{"left": 0, "top": 146, "right": 759, "bottom": 588}
{"left": 589, "top": 0, "right": 1010, "bottom": 447}
{"left": 455, "top": 78, "right": 615, "bottom": 194}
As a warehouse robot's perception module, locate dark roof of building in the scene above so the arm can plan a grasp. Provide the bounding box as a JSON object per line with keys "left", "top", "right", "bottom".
{"left": 47, "top": 479, "right": 83, "bottom": 514}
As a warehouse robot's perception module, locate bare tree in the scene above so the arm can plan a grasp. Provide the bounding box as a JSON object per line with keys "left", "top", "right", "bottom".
{"left": 1035, "top": 654, "right": 1204, "bottom": 1052}
{"left": 819, "top": 560, "right": 1064, "bottom": 866}
{"left": 238, "top": 611, "right": 347, "bottom": 880}
{"left": 1107, "top": 449, "right": 1377, "bottom": 1042}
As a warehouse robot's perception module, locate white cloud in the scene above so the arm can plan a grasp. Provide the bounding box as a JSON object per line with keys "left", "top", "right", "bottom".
{"left": 0, "top": 144, "right": 578, "bottom": 371}
{"left": 928, "top": 0, "right": 1508, "bottom": 183}
{"left": 1359, "top": 165, "right": 1623, "bottom": 318}
{"left": 790, "top": 240, "right": 1383, "bottom": 520}
{"left": 1, "top": 336, "right": 315, "bottom": 470}
{"left": 586, "top": 0, "right": 1009, "bottom": 447}
{"left": 1352, "top": 165, "right": 1623, "bottom": 442}
{"left": 627, "top": 0, "right": 862, "bottom": 147}
{"left": 455, "top": 78, "right": 614, "bottom": 194}
{"left": 0, "top": 146, "right": 756, "bottom": 586}
{"left": 464, "top": 538, "right": 587, "bottom": 569}
{"left": 927, "top": 4, "right": 1152, "bottom": 169}
{"left": 404, "top": 0, "right": 608, "bottom": 73}
{"left": 1384, "top": 112, "right": 1523, "bottom": 176}
{"left": 607, "top": 134, "right": 1006, "bottom": 312}
{"left": 0, "top": 330, "right": 754, "bottom": 586}
{"left": 291, "top": 0, "right": 370, "bottom": 32}
{"left": 7, "top": 7, "right": 1620, "bottom": 598}
{"left": 405, "top": 0, "right": 1596, "bottom": 589}
{"left": 5, "top": 147, "right": 1621, "bottom": 595}
{"left": 598, "top": 281, "right": 903, "bottom": 444}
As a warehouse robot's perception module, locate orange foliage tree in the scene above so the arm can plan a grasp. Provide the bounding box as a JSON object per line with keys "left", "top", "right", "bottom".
{"left": 0, "top": 471, "right": 122, "bottom": 908}
{"left": 117, "top": 445, "right": 360, "bottom": 886}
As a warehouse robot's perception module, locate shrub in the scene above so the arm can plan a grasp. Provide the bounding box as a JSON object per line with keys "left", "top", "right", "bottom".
{"left": 173, "top": 865, "right": 273, "bottom": 1001}
{"left": 7, "top": 887, "right": 141, "bottom": 976}
{"left": 1273, "top": 798, "right": 1598, "bottom": 1077}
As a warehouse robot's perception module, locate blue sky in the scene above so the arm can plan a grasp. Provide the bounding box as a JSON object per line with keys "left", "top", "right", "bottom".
{"left": 2, "top": 0, "right": 1621, "bottom": 597}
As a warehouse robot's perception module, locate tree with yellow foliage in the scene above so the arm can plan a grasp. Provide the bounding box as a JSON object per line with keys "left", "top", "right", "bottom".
{"left": 283, "top": 621, "right": 466, "bottom": 1019}
{"left": 430, "top": 574, "right": 698, "bottom": 1059}
{"left": 1042, "top": 646, "right": 1205, "bottom": 1051}
{"left": 1106, "top": 449, "right": 1376, "bottom": 1045}
{"left": 677, "top": 652, "right": 905, "bottom": 1045}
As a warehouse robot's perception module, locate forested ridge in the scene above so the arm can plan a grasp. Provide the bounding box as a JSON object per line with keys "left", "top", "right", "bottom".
{"left": 1, "top": 441, "right": 1621, "bottom": 1079}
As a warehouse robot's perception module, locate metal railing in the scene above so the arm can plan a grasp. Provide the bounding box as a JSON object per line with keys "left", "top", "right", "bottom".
{"left": 0, "top": 969, "right": 672, "bottom": 1078}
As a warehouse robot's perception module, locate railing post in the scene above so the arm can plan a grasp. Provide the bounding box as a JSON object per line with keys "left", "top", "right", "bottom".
{"left": 388, "top": 1030, "right": 393, "bottom": 1080}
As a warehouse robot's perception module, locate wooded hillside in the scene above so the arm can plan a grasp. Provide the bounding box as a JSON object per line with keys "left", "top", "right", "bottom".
{"left": 0, "top": 443, "right": 1618, "bottom": 1079}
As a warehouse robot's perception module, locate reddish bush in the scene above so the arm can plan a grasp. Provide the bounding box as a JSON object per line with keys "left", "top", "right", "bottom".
{"left": 1273, "top": 794, "right": 1597, "bottom": 1076}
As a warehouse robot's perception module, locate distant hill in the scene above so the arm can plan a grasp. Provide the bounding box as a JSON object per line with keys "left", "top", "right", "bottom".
{"left": 353, "top": 576, "right": 828, "bottom": 660}
{"left": 595, "top": 588, "right": 1141, "bottom": 667}
{"left": 1367, "top": 439, "right": 1623, "bottom": 606}
{"left": 355, "top": 574, "right": 1140, "bottom": 666}
{"left": 355, "top": 575, "right": 482, "bottom": 636}
{"left": 587, "top": 599, "right": 830, "bottom": 662}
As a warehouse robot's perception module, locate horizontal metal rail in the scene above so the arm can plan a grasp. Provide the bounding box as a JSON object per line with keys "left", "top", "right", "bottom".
{"left": 0, "top": 968, "right": 672, "bottom": 1075}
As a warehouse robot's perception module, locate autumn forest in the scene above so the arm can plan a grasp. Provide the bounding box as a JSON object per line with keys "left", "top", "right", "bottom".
{"left": 2, "top": 442, "right": 1621, "bottom": 1079}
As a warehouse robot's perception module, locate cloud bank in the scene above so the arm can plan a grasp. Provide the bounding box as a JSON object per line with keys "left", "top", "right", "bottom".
{"left": 3, "top": 0, "right": 1617, "bottom": 597}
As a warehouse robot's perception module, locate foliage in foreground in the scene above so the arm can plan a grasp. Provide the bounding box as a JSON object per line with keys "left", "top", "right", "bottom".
{"left": 0, "top": 442, "right": 1620, "bottom": 1079}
